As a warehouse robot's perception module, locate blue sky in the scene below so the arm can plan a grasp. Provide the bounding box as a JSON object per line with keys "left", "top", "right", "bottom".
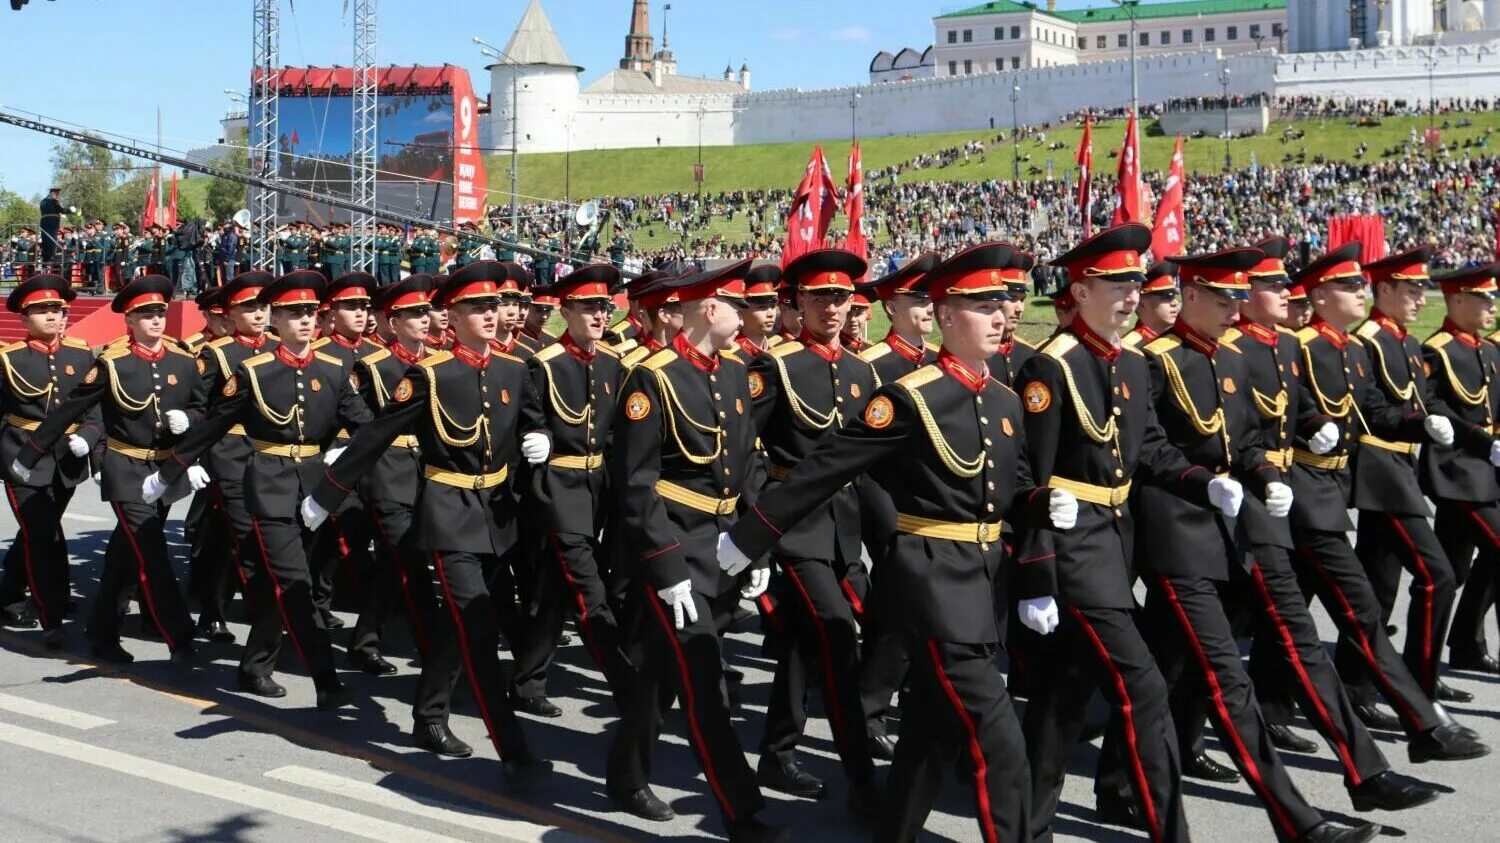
{"left": 0, "top": 0, "right": 1091, "bottom": 198}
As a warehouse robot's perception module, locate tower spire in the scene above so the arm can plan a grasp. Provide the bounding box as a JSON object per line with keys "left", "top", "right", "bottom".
{"left": 621, "top": 0, "right": 654, "bottom": 71}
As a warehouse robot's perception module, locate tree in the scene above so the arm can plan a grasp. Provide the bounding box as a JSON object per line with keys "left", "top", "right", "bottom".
{"left": 49, "top": 141, "right": 123, "bottom": 222}
{"left": 110, "top": 173, "right": 151, "bottom": 229}
{"left": 205, "top": 144, "right": 249, "bottom": 223}
{"left": 0, "top": 189, "right": 36, "bottom": 233}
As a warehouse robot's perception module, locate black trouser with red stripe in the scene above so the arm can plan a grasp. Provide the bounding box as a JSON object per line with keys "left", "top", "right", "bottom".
{"left": 879, "top": 638, "right": 1029, "bottom": 843}
{"left": 310, "top": 493, "right": 373, "bottom": 618}
{"left": 510, "top": 531, "right": 633, "bottom": 705}
{"left": 1024, "top": 604, "right": 1187, "bottom": 843}
{"left": 860, "top": 556, "right": 910, "bottom": 741}
{"left": 349, "top": 500, "right": 433, "bottom": 660}
{"left": 0, "top": 480, "right": 76, "bottom": 630}
{"left": 760, "top": 555, "right": 875, "bottom": 784}
{"left": 242, "top": 516, "right": 339, "bottom": 689}
{"left": 1147, "top": 573, "right": 1324, "bottom": 839}
{"left": 88, "top": 499, "right": 195, "bottom": 652}
{"left": 1434, "top": 500, "right": 1500, "bottom": 663}
{"left": 188, "top": 482, "right": 250, "bottom": 629}
{"left": 413, "top": 550, "right": 533, "bottom": 761}
{"left": 1350, "top": 511, "right": 1456, "bottom": 696}
{"left": 607, "top": 584, "right": 764, "bottom": 825}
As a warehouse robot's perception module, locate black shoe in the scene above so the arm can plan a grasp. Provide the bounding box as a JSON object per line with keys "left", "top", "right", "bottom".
{"left": 1094, "top": 793, "right": 1146, "bottom": 830}
{"left": 609, "top": 786, "right": 675, "bottom": 821}
{"left": 1449, "top": 651, "right": 1500, "bottom": 674}
{"left": 42, "top": 627, "right": 65, "bottom": 650}
{"left": 868, "top": 733, "right": 898, "bottom": 761}
{"left": 1350, "top": 770, "right": 1441, "bottom": 812}
{"left": 91, "top": 641, "right": 134, "bottom": 664}
{"left": 238, "top": 673, "right": 287, "bottom": 698}
{"left": 198, "top": 620, "right": 236, "bottom": 644}
{"left": 501, "top": 755, "right": 553, "bottom": 788}
{"left": 723, "top": 666, "right": 745, "bottom": 683}
{"left": 727, "top": 815, "right": 792, "bottom": 843}
{"left": 1435, "top": 679, "right": 1473, "bottom": 703}
{"left": 1183, "top": 749, "right": 1240, "bottom": 782}
{"left": 556, "top": 632, "right": 572, "bottom": 647}
{"left": 349, "top": 650, "right": 398, "bottom": 676}
{"left": 320, "top": 611, "right": 346, "bottom": 630}
{"left": 513, "top": 695, "right": 563, "bottom": 718}
{"left": 316, "top": 683, "right": 354, "bottom": 711}
{"left": 169, "top": 643, "right": 200, "bottom": 668}
{"left": 1354, "top": 700, "right": 1401, "bottom": 731}
{"left": 412, "top": 722, "right": 473, "bottom": 758}
{"left": 1268, "top": 723, "right": 1320, "bottom": 754}
{"left": 1409, "top": 722, "right": 1492, "bottom": 763}
{"left": 1, "top": 608, "right": 38, "bottom": 629}
{"left": 756, "top": 757, "right": 825, "bottom": 799}
{"left": 1301, "top": 820, "right": 1381, "bottom": 843}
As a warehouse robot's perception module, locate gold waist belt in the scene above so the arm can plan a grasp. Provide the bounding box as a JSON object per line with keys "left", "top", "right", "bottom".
{"left": 5, "top": 414, "right": 79, "bottom": 435}
{"left": 249, "top": 439, "right": 321, "bottom": 461}
{"left": 895, "top": 513, "right": 1003, "bottom": 544}
{"left": 1265, "top": 447, "right": 1294, "bottom": 470}
{"left": 106, "top": 437, "right": 167, "bottom": 461}
{"left": 391, "top": 434, "right": 418, "bottom": 449}
{"left": 655, "top": 479, "right": 739, "bottom": 516}
{"left": 1357, "top": 435, "right": 1417, "bottom": 456}
{"left": 423, "top": 464, "right": 509, "bottom": 490}
{"left": 1293, "top": 449, "right": 1349, "bottom": 471}
{"left": 227, "top": 424, "right": 247, "bottom": 437}
{"left": 549, "top": 453, "right": 604, "bottom": 471}
{"left": 1049, "top": 475, "right": 1133, "bottom": 507}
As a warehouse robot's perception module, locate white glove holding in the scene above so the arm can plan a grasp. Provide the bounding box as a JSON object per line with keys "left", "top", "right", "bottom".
{"left": 1019, "top": 596, "right": 1060, "bottom": 636}
{"left": 186, "top": 465, "right": 212, "bottom": 491}
{"left": 741, "top": 566, "right": 771, "bottom": 600}
{"left": 9, "top": 459, "right": 31, "bottom": 484}
{"left": 1208, "top": 476, "right": 1244, "bottom": 518}
{"left": 657, "top": 580, "right": 698, "bottom": 630}
{"left": 1048, "top": 488, "right": 1078, "bottom": 530}
{"left": 299, "top": 495, "right": 329, "bottom": 531}
{"left": 520, "top": 431, "right": 550, "bottom": 465}
{"left": 324, "top": 446, "right": 347, "bottom": 466}
{"left": 1490, "top": 441, "right": 1500, "bottom": 468}
{"left": 717, "top": 532, "right": 753, "bottom": 578}
{"left": 1308, "top": 422, "right": 1340, "bottom": 455}
{"left": 1264, "top": 481, "right": 1294, "bottom": 519}
{"left": 141, "top": 471, "right": 168, "bottom": 504}
{"left": 1424, "top": 415, "right": 1455, "bottom": 447}
{"left": 66, "top": 434, "right": 90, "bottom": 458}
{"left": 164, "top": 409, "right": 189, "bottom": 435}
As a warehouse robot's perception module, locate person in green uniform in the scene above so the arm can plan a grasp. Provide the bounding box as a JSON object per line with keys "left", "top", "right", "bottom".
{"left": 322, "top": 222, "right": 350, "bottom": 280}
{"left": 607, "top": 232, "right": 631, "bottom": 270}
{"left": 375, "top": 223, "right": 401, "bottom": 286}
{"left": 532, "top": 233, "right": 559, "bottom": 286}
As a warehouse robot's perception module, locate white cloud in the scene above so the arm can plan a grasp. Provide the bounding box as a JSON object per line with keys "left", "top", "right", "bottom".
{"left": 832, "top": 26, "right": 872, "bottom": 43}
{"left": 771, "top": 27, "right": 804, "bottom": 42}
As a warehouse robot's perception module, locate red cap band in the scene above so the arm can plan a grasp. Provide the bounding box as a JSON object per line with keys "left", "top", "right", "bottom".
{"left": 269, "top": 288, "right": 320, "bottom": 307}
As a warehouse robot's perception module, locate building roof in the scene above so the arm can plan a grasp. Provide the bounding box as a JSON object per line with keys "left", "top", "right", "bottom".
{"left": 500, "top": 0, "right": 580, "bottom": 69}
{"left": 936, "top": 0, "right": 1285, "bottom": 22}
{"left": 583, "top": 69, "right": 745, "bottom": 95}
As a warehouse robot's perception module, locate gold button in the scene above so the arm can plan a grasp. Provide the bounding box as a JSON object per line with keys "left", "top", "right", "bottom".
{"left": 986, "top": 503, "right": 995, "bottom": 513}
{"left": 483, "top": 401, "right": 491, "bottom": 409}
{"left": 983, "top": 437, "right": 992, "bottom": 446}
{"left": 987, "top": 459, "right": 995, "bottom": 468}
{"left": 1112, "top": 387, "right": 1120, "bottom": 395}
{"left": 719, "top": 411, "right": 727, "bottom": 419}
{"left": 1114, "top": 468, "right": 1124, "bottom": 478}
{"left": 1112, "top": 407, "right": 1122, "bottom": 416}
{"left": 986, "top": 481, "right": 995, "bottom": 490}
{"left": 980, "top": 542, "right": 990, "bottom": 551}
{"left": 709, "top": 374, "right": 717, "bottom": 382}
{"left": 1114, "top": 507, "right": 1123, "bottom": 517}
{"left": 1345, "top": 368, "right": 1351, "bottom": 374}
{"left": 836, "top": 396, "right": 844, "bottom": 404}
{"left": 714, "top": 392, "right": 722, "bottom": 400}
{"left": 723, "top": 467, "right": 731, "bottom": 475}
{"left": 722, "top": 487, "right": 731, "bottom": 495}
{"left": 976, "top": 396, "right": 983, "bottom": 405}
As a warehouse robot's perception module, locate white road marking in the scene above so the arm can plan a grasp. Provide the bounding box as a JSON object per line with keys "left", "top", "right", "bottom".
{"left": 0, "top": 721, "right": 466, "bottom": 842}
{"left": 265, "top": 765, "right": 576, "bottom": 843}
{"left": 0, "top": 692, "right": 114, "bottom": 730}
{"left": 61, "top": 512, "right": 111, "bottom": 523}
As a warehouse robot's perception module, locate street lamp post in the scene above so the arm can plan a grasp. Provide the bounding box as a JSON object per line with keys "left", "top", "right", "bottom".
{"left": 1009, "top": 84, "right": 1021, "bottom": 181}
{"left": 475, "top": 37, "right": 521, "bottom": 238}
{"left": 1111, "top": 0, "right": 1141, "bottom": 115}
{"left": 850, "top": 93, "right": 861, "bottom": 145}
{"left": 1219, "top": 63, "right": 1232, "bottom": 170}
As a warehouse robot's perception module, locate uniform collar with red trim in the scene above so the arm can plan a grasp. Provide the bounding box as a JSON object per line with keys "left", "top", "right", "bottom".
{"left": 234, "top": 331, "right": 269, "bottom": 350}
{"left": 736, "top": 334, "right": 769, "bottom": 357}
{"left": 797, "top": 330, "right": 843, "bottom": 363}
{"left": 1129, "top": 322, "right": 1160, "bottom": 344}
{"left": 672, "top": 331, "right": 719, "bottom": 373}
{"left": 25, "top": 337, "right": 60, "bottom": 354}
{"left": 1310, "top": 316, "right": 1348, "bottom": 350}
{"left": 1369, "top": 309, "right": 1406, "bottom": 340}
{"left": 452, "top": 342, "right": 490, "bottom": 369}
{"left": 275, "top": 344, "right": 315, "bottom": 369}
{"left": 642, "top": 334, "right": 666, "bottom": 353}
{"left": 884, "top": 331, "right": 926, "bottom": 364}
{"left": 560, "top": 330, "right": 595, "bottom": 364}
{"left": 1172, "top": 319, "right": 1219, "bottom": 357}
{"left": 937, "top": 348, "right": 988, "bottom": 394}
{"left": 131, "top": 341, "right": 166, "bottom": 363}
{"left": 327, "top": 331, "right": 362, "bottom": 350}
{"left": 1235, "top": 317, "right": 1278, "bottom": 347}
{"left": 1443, "top": 318, "right": 1481, "bottom": 349}
{"left": 390, "top": 341, "right": 424, "bottom": 365}
{"left": 1070, "top": 318, "right": 1121, "bottom": 363}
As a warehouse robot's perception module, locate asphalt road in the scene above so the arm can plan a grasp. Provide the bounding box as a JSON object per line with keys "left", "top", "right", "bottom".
{"left": 0, "top": 481, "right": 1497, "bottom": 842}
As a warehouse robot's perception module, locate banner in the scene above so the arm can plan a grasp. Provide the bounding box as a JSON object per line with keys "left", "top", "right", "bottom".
{"left": 1111, "top": 110, "right": 1144, "bottom": 225}
{"left": 782, "top": 145, "right": 838, "bottom": 267}
{"left": 1326, "top": 214, "right": 1388, "bottom": 264}
{"left": 844, "top": 143, "right": 868, "bottom": 279}
{"left": 142, "top": 170, "right": 158, "bottom": 232}
{"left": 450, "top": 69, "right": 488, "bottom": 225}
{"left": 165, "top": 172, "right": 179, "bottom": 229}
{"left": 1076, "top": 116, "right": 1093, "bottom": 238}
{"left": 1150, "top": 135, "right": 1186, "bottom": 261}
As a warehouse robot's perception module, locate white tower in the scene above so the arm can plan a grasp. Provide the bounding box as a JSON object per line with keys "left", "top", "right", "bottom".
{"left": 489, "top": 0, "right": 581, "bottom": 155}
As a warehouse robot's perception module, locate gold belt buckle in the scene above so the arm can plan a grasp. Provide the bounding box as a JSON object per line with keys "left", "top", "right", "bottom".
{"left": 288, "top": 444, "right": 302, "bottom": 462}
{"left": 473, "top": 474, "right": 485, "bottom": 491}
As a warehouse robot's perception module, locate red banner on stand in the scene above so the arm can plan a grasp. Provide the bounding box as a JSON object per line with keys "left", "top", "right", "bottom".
{"left": 450, "top": 70, "right": 487, "bottom": 225}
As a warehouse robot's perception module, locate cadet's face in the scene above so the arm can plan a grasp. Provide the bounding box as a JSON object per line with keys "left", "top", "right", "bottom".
{"left": 1076, "top": 279, "right": 1140, "bottom": 335}
{"left": 527, "top": 306, "right": 554, "bottom": 331}
{"left": 230, "top": 302, "right": 268, "bottom": 335}
{"left": 1245, "top": 280, "right": 1289, "bottom": 324}
{"left": 1183, "top": 286, "right": 1241, "bottom": 333}
{"left": 940, "top": 299, "right": 1008, "bottom": 359}
{"left": 779, "top": 303, "right": 802, "bottom": 335}
{"left": 1002, "top": 292, "right": 1027, "bottom": 334}
{"left": 390, "top": 308, "right": 430, "bottom": 343}
{"left": 332, "top": 301, "right": 369, "bottom": 336}
{"left": 205, "top": 312, "right": 233, "bottom": 337}
{"left": 23, "top": 303, "right": 67, "bottom": 340}
{"left": 1447, "top": 292, "right": 1497, "bottom": 334}
{"left": 842, "top": 306, "right": 870, "bottom": 341}
{"left": 452, "top": 300, "right": 500, "bottom": 341}
{"left": 428, "top": 307, "right": 449, "bottom": 331}
{"left": 799, "top": 290, "right": 851, "bottom": 342}
{"left": 1376, "top": 280, "right": 1426, "bottom": 325}
{"left": 654, "top": 305, "right": 683, "bottom": 332}
{"left": 707, "top": 298, "right": 744, "bottom": 342}
{"left": 743, "top": 302, "right": 778, "bottom": 336}
{"left": 563, "top": 300, "right": 613, "bottom": 342}
{"left": 127, "top": 307, "right": 168, "bottom": 342}
{"left": 497, "top": 299, "right": 523, "bottom": 331}
{"left": 888, "top": 294, "right": 934, "bottom": 337}
{"left": 1138, "top": 292, "right": 1181, "bottom": 332}
{"left": 1315, "top": 281, "right": 1367, "bottom": 325}
{"left": 273, "top": 306, "right": 319, "bottom": 344}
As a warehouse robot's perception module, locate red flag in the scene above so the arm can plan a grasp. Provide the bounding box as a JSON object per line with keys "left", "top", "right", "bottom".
{"left": 142, "top": 170, "right": 159, "bottom": 231}
{"left": 844, "top": 143, "right": 868, "bottom": 279}
{"left": 1150, "top": 135, "right": 1187, "bottom": 261}
{"left": 1111, "top": 111, "right": 1144, "bottom": 225}
{"left": 165, "top": 172, "right": 179, "bottom": 229}
{"left": 1326, "top": 214, "right": 1387, "bottom": 263}
{"left": 782, "top": 145, "right": 838, "bottom": 267}
{"left": 1076, "top": 115, "right": 1094, "bottom": 238}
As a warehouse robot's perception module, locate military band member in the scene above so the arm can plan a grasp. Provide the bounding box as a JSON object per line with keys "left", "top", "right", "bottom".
{"left": 733, "top": 264, "right": 786, "bottom": 360}
{"left": 320, "top": 222, "right": 350, "bottom": 281}
{"left": 303, "top": 262, "right": 555, "bottom": 781}
{"left": 0, "top": 275, "right": 101, "bottom": 642}
{"left": 375, "top": 223, "right": 403, "bottom": 286}
{"left": 13, "top": 275, "right": 202, "bottom": 666}
{"left": 1122, "top": 259, "right": 1180, "bottom": 350}
{"left": 9, "top": 227, "right": 39, "bottom": 279}
{"left": 279, "top": 224, "right": 309, "bottom": 274}
{"left": 989, "top": 249, "right": 1037, "bottom": 388}
{"left": 452, "top": 221, "right": 484, "bottom": 269}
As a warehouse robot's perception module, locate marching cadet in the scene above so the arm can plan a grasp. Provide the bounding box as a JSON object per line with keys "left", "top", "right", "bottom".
{"left": 603, "top": 261, "right": 787, "bottom": 841}
{"left": 518, "top": 287, "right": 560, "bottom": 351}
{"left": 302, "top": 262, "right": 555, "bottom": 781}
{"left": 146, "top": 270, "right": 373, "bottom": 709}
{"left": 616, "top": 270, "right": 682, "bottom": 366}
{"left": 841, "top": 290, "right": 873, "bottom": 352}
{"left": 1284, "top": 283, "right": 1313, "bottom": 330}
{"left": 1122, "top": 259, "right": 1180, "bottom": 350}
{"left": 989, "top": 249, "right": 1039, "bottom": 387}
{"left": 776, "top": 282, "right": 802, "bottom": 342}
{"left": 488, "top": 262, "right": 535, "bottom": 359}
{"left": 182, "top": 287, "right": 231, "bottom": 353}
{"left": 1281, "top": 243, "right": 1486, "bottom": 760}
{"left": 1014, "top": 224, "right": 1216, "bottom": 843}
{"left": 187, "top": 272, "right": 276, "bottom": 644}
{"left": 0, "top": 275, "right": 101, "bottom": 643}
{"left": 721, "top": 241, "right": 1060, "bottom": 843}
{"left": 12, "top": 275, "right": 203, "bottom": 666}
{"left": 180, "top": 286, "right": 234, "bottom": 641}
{"left": 1422, "top": 262, "right": 1500, "bottom": 675}
{"left": 859, "top": 252, "right": 939, "bottom": 384}
{"left": 746, "top": 248, "right": 880, "bottom": 801}
{"left": 509, "top": 264, "right": 635, "bottom": 716}
{"left": 605, "top": 272, "right": 648, "bottom": 347}
{"left": 1347, "top": 247, "right": 1466, "bottom": 705}
{"left": 733, "top": 264, "right": 785, "bottom": 359}
{"left": 344, "top": 274, "right": 437, "bottom": 680}
{"left": 425, "top": 294, "right": 454, "bottom": 353}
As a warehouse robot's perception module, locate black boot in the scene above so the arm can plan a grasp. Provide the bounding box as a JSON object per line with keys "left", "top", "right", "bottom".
{"left": 237, "top": 673, "right": 287, "bottom": 698}
{"left": 1183, "top": 749, "right": 1240, "bottom": 782}
{"left": 1268, "top": 723, "right": 1319, "bottom": 754}
{"left": 756, "top": 756, "right": 825, "bottom": 799}
{"left": 1409, "top": 722, "right": 1491, "bottom": 763}
{"left": 609, "top": 786, "right": 675, "bottom": 821}
{"left": 412, "top": 722, "right": 473, "bottom": 758}
{"left": 1349, "top": 770, "right": 1440, "bottom": 812}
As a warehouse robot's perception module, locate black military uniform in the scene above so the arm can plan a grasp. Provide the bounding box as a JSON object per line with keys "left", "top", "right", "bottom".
{"left": 156, "top": 271, "right": 371, "bottom": 706}
{"left": 16, "top": 276, "right": 200, "bottom": 663}
{"left": 308, "top": 264, "right": 552, "bottom": 778}
{"left": 0, "top": 276, "right": 101, "bottom": 637}
{"left": 180, "top": 287, "right": 231, "bottom": 640}
{"left": 989, "top": 249, "right": 1040, "bottom": 387}
{"left": 747, "top": 249, "right": 878, "bottom": 794}
{"left": 732, "top": 265, "right": 786, "bottom": 361}
{"left": 733, "top": 243, "right": 1036, "bottom": 842}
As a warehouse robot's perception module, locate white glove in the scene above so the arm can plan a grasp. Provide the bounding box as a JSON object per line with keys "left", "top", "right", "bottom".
{"left": 300, "top": 496, "right": 329, "bottom": 531}
{"left": 1208, "top": 476, "right": 1244, "bottom": 518}
{"left": 1308, "top": 422, "right": 1339, "bottom": 455}
{"left": 1264, "top": 481, "right": 1294, "bottom": 519}
{"left": 164, "top": 409, "right": 189, "bottom": 435}
{"left": 1490, "top": 441, "right": 1500, "bottom": 468}
{"left": 657, "top": 580, "right": 698, "bottom": 630}
{"left": 1019, "top": 596, "right": 1060, "bottom": 635}
{"left": 717, "top": 532, "right": 753, "bottom": 578}
{"left": 186, "top": 465, "right": 211, "bottom": 491}
{"left": 141, "top": 471, "right": 168, "bottom": 504}
{"left": 9, "top": 459, "right": 31, "bottom": 484}
{"left": 1423, "top": 416, "right": 1454, "bottom": 447}
{"left": 1048, "top": 488, "right": 1078, "bottom": 530}
{"left": 324, "top": 446, "right": 347, "bottom": 466}
{"left": 520, "top": 431, "right": 550, "bottom": 465}
{"left": 66, "top": 434, "right": 89, "bottom": 458}
{"left": 741, "top": 566, "right": 770, "bottom": 600}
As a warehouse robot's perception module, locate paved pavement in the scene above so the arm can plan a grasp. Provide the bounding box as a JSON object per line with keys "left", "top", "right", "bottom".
{"left": 0, "top": 481, "right": 1497, "bottom": 841}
